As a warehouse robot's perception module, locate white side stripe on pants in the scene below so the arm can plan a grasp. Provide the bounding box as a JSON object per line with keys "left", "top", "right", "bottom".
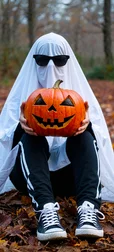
{"left": 93, "top": 140, "right": 101, "bottom": 199}
{"left": 19, "top": 141, "right": 39, "bottom": 209}
{"left": 20, "top": 154, "right": 33, "bottom": 191}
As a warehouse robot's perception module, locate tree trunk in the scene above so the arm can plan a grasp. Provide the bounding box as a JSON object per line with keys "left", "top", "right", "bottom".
{"left": 1, "top": 0, "right": 11, "bottom": 45}
{"left": 103, "top": 0, "right": 113, "bottom": 64}
{"left": 28, "top": 0, "right": 36, "bottom": 48}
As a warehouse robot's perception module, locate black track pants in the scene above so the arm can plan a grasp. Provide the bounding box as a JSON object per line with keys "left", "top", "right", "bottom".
{"left": 10, "top": 131, "right": 101, "bottom": 211}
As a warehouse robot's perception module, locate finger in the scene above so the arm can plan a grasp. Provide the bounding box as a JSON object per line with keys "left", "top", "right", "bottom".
{"left": 73, "top": 123, "right": 89, "bottom": 136}
{"left": 74, "top": 126, "right": 87, "bottom": 135}
{"left": 21, "top": 124, "right": 37, "bottom": 135}
{"left": 20, "top": 102, "right": 26, "bottom": 113}
{"left": 78, "top": 122, "right": 89, "bottom": 131}
{"left": 81, "top": 119, "right": 89, "bottom": 125}
{"left": 74, "top": 129, "right": 85, "bottom": 136}
{"left": 24, "top": 126, "right": 37, "bottom": 135}
{"left": 21, "top": 123, "right": 34, "bottom": 132}
{"left": 25, "top": 130, "right": 37, "bottom": 136}
{"left": 84, "top": 101, "right": 89, "bottom": 111}
{"left": 20, "top": 116, "right": 27, "bottom": 124}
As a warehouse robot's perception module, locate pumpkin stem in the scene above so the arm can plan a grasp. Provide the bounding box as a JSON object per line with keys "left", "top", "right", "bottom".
{"left": 53, "top": 80, "right": 63, "bottom": 88}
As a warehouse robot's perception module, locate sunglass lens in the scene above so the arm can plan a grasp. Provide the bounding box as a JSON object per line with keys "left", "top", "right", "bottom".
{"left": 53, "top": 56, "right": 69, "bottom": 66}
{"left": 33, "top": 55, "right": 49, "bottom": 66}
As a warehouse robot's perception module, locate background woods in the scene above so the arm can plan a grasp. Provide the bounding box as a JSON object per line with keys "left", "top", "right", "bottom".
{"left": 0, "top": 0, "right": 114, "bottom": 83}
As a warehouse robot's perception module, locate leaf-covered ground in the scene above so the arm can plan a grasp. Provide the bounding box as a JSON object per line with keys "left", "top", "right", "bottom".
{"left": 0, "top": 80, "right": 114, "bottom": 252}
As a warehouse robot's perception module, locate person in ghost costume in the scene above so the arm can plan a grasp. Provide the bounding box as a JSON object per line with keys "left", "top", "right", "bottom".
{"left": 0, "top": 33, "right": 114, "bottom": 241}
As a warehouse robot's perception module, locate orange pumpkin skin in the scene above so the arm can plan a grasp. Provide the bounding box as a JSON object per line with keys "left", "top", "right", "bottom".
{"left": 24, "top": 80, "right": 86, "bottom": 137}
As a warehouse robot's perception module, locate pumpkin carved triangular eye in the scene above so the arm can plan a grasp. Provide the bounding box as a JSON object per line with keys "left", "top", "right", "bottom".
{"left": 34, "top": 95, "right": 46, "bottom": 105}
{"left": 60, "top": 95, "right": 74, "bottom": 106}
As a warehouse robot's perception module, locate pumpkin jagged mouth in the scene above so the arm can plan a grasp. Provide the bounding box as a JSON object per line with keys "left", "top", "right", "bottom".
{"left": 32, "top": 114, "right": 75, "bottom": 128}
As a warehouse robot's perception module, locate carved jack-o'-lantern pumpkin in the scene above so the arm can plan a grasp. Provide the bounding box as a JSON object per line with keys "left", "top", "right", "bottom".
{"left": 24, "top": 80, "right": 86, "bottom": 136}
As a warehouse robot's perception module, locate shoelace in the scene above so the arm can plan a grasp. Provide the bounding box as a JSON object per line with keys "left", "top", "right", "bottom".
{"left": 78, "top": 206, "right": 105, "bottom": 226}
{"left": 38, "top": 202, "right": 60, "bottom": 229}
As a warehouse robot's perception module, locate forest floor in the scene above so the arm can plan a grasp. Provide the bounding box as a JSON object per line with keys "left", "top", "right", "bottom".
{"left": 0, "top": 80, "right": 114, "bottom": 252}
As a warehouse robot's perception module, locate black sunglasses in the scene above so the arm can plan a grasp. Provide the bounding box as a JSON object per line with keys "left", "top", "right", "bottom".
{"left": 33, "top": 54, "right": 70, "bottom": 67}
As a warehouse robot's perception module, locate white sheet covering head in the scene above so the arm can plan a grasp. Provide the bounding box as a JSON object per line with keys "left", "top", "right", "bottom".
{"left": 0, "top": 32, "right": 114, "bottom": 200}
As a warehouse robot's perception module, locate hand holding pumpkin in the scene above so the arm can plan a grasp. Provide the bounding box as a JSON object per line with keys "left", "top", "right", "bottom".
{"left": 20, "top": 102, "right": 37, "bottom": 136}
{"left": 74, "top": 101, "right": 89, "bottom": 136}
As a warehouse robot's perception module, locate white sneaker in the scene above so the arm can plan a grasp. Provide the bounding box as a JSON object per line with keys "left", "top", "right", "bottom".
{"left": 75, "top": 201, "right": 105, "bottom": 237}
{"left": 37, "top": 202, "right": 67, "bottom": 241}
